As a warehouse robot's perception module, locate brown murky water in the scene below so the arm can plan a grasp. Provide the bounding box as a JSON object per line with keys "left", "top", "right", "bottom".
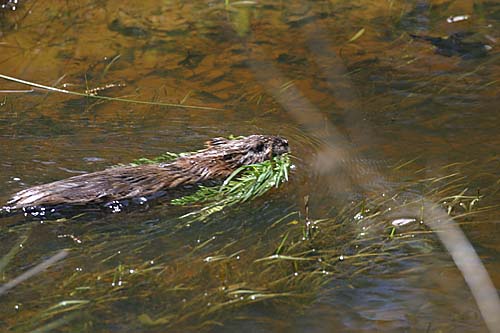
{"left": 0, "top": 0, "right": 499, "bottom": 332}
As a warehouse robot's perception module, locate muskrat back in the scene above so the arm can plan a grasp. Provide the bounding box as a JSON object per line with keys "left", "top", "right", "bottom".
{"left": 6, "top": 135, "right": 289, "bottom": 210}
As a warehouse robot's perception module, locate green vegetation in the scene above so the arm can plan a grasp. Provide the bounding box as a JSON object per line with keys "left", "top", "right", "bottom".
{"left": 171, "top": 153, "right": 291, "bottom": 221}
{"left": 126, "top": 151, "right": 187, "bottom": 166}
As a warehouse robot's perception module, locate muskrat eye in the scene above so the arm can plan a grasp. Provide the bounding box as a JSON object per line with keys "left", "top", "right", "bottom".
{"left": 254, "top": 142, "right": 265, "bottom": 152}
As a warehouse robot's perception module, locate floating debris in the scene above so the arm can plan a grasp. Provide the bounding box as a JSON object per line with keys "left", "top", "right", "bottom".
{"left": 447, "top": 15, "right": 470, "bottom": 23}
{"left": 391, "top": 218, "right": 417, "bottom": 227}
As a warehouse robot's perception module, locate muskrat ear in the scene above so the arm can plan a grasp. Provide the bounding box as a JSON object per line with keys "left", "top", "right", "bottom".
{"left": 205, "top": 137, "right": 229, "bottom": 148}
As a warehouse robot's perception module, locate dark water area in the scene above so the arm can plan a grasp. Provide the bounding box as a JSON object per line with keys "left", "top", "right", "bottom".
{"left": 0, "top": 0, "right": 499, "bottom": 332}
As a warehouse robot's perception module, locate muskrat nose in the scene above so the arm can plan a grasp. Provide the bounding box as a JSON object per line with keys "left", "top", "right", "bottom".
{"left": 284, "top": 139, "right": 290, "bottom": 152}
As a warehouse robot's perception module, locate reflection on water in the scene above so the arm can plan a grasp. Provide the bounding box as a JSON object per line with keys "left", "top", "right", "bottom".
{"left": 0, "top": 0, "right": 498, "bottom": 332}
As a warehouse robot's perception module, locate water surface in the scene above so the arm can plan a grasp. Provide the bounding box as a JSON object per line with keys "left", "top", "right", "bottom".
{"left": 0, "top": 1, "right": 498, "bottom": 332}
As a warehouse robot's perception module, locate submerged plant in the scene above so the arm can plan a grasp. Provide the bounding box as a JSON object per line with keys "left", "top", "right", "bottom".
{"left": 1, "top": 161, "right": 497, "bottom": 332}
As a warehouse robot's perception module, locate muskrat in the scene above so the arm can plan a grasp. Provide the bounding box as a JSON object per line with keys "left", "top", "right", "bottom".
{"left": 5, "top": 135, "right": 289, "bottom": 210}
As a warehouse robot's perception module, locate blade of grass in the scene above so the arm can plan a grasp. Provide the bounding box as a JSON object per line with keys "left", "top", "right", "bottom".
{"left": 0, "top": 74, "right": 225, "bottom": 111}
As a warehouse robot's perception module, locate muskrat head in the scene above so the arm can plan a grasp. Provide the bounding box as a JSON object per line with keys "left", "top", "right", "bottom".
{"left": 269, "top": 135, "right": 290, "bottom": 157}
{"left": 232, "top": 135, "right": 289, "bottom": 166}
{"left": 204, "top": 135, "right": 289, "bottom": 167}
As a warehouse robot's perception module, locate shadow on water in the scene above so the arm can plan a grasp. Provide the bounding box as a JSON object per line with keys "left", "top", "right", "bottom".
{"left": 0, "top": 0, "right": 499, "bottom": 332}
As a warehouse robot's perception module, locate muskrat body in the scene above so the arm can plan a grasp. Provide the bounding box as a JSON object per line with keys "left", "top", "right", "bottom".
{"left": 6, "top": 135, "right": 289, "bottom": 210}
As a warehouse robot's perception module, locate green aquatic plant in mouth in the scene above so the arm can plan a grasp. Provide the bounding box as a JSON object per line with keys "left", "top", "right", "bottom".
{"left": 171, "top": 153, "right": 291, "bottom": 221}
{"left": 126, "top": 151, "right": 191, "bottom": 166}
{"left": 125, "top": 148, "right": 292, "bottom": 221}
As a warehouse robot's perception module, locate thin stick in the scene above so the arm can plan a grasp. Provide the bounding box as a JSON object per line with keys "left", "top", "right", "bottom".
{"left": 0, "top": 74, "right": 226, "bottom": 111}
{"left": 0, "top": 249, "right": 68, "bottom": 296}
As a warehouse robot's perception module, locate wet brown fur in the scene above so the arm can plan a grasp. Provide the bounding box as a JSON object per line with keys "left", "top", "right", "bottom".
{"left": 7, "top": 135, "right": 289, "bottom": 209}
